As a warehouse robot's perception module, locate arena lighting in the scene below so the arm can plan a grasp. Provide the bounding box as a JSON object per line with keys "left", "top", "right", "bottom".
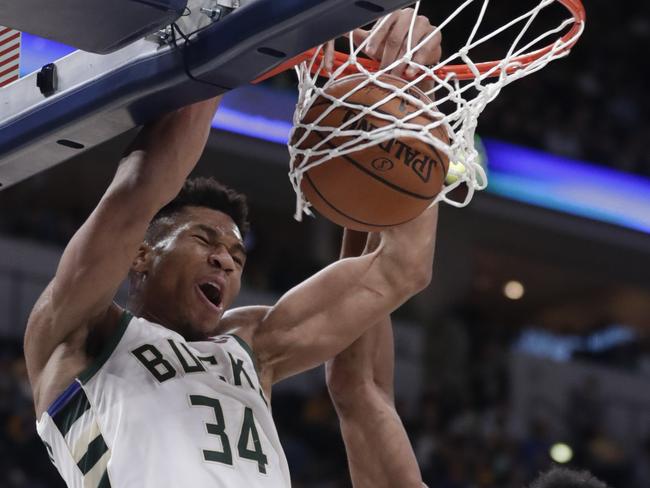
{"left": 484, "top": 139, "right": 650, "bottom": 234}
{"left": 212, "top": 107, "right": 292, "bottom": 145}
{"left": 212, "top": 112, "right": 650, "bottom": 237}
{"left": 19, "top": 33, "right": 75, "bottom": 76}
{"left": 550, "top": 443, "right": 573, "bottom": 464}
{"left": 514, "top": 325, "right": 637, "bottom": 361}
{"left": 503, "top": 280, "right": 525, "bottom": 300}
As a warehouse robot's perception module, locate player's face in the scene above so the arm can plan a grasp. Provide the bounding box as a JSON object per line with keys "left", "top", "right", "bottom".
{"left": 139, "top": 206, "right": 246, "bottom": 340}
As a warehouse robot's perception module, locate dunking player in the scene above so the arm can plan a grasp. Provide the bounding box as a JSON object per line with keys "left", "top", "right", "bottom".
{"left": 23, "top": 8, "right": 443, "bottom": 488}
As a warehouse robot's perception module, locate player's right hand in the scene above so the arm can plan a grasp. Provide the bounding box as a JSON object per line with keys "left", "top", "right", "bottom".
{"left": 323, "top": 9, "right": 442, "bottom": 80}
{"left": 352, "top": 8, "right": 442, "bottom": 79}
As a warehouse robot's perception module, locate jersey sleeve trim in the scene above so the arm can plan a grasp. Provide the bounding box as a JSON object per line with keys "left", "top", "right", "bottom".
{"left": 46, "top": 380, "right": 83, "bottom": 418}
{"left": 228, "top": 334, "right": 258, "bottom": 374}
{"left": 78, "top": 310, "right": 132, "bottom": 384}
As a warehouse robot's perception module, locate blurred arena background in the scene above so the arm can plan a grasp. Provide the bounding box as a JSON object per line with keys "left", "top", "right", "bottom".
{"left": 1, "top": 1, "right": 650, "bottom": 487}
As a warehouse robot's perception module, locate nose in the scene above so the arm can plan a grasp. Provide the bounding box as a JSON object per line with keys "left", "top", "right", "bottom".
{"left": 208, "top": 246, "right": 234, "bottom": 272}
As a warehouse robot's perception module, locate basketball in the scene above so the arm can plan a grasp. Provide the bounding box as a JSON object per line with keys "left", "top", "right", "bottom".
{"left": 291, "top": 73, "right": 450, "bottom": 232}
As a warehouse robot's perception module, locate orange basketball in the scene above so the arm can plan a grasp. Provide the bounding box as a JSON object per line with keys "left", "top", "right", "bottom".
{"left": 291, "top": 73, "right": 449, "bottom": 232}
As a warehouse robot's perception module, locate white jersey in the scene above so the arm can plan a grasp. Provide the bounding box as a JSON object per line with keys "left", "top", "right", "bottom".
{"left": 36, "top": 311, "right": 291, "bottom": 488}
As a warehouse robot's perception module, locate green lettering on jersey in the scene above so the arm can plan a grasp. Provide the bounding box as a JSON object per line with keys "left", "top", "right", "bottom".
{"left": 228, "top": 353, "right": 255, "bottom": 389}
{"left": 189, "top": 394, "right": 270, "bottom": 475}
{"left": 258, "top": 387, "right": 268, "bottom": 408}
{"left": 238, "top": 407, "right": 269, "bottom": 474}
{"left": 132, "top": 344, "right": 176, "bottom": 382}
{"left": 198, "top": 355, "right": 218, "bottom": 365}
{"left": 168, "top": 340, "right": 206, "bottom": 374}
{"left": 189, "top": 395, "right": 234, "bottom": 466}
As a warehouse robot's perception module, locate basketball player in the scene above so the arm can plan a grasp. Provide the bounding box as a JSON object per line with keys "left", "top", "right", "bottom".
{"left": 530, "top": 468, "right": 611, "bottom": 488}
{"left": 23, "top": 8, "right": 443, "bottom": 488}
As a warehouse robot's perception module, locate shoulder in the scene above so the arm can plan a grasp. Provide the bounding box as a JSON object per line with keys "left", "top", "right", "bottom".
{"left": 218, "top": 305, "right": 274, "bottom": 396}
{"left": 220, "top": 305, "right": 271, "bottom": 327}
{"left": 84, "top": 304, "right": 128, "bottom": 361}
{"left": 30, "top": 302, "right": 125, "bottom": 417}
{"left": 217, "top": 305, "right": 270, "bottom": 345}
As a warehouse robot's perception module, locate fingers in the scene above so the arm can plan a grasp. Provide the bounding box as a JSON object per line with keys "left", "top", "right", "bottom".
{"left": 351, "top": 8, "right": 442, "bottom": 80}
{"left": 361, "top": 12, "right": 399, "bottom": 62}
{"left": 406, "top": 20, "right": 442, "bottom": 78}
{"left": 352, "top": 28, "right": 370, "bottom": 50}
{"left": 323, "top": 40, "right": 335, "bottom": 75}
{"left": 382, "top": 12, "right": 415, "bottom": 76}
{"left": 411, "top": 28, "right": 442, "bottom": 75}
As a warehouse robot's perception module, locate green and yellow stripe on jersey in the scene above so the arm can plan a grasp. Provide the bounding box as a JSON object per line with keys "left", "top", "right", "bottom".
{"left": 47, "top": 381, "right": 112, "bottom": 487}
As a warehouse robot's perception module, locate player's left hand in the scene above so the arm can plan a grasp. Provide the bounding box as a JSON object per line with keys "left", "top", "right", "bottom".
{"left": 324, "top": 8, "right": 442, "bottom": 79}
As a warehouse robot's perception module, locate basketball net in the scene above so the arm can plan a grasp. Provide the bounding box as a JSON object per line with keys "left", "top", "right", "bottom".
{"left": 287, "top": 0, "right": 585, "bottom": 221}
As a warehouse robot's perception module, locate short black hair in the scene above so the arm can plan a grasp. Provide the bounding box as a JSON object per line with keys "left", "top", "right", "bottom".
{"left": 530, "top": 467, "right": 610, "bottom": 488}
{"left": 145, "top": 177, "right": 250, "bottom": 244}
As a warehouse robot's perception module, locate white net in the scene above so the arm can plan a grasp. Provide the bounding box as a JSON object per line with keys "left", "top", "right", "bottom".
{"left": 287, "top": 0, "right": 584, "bottom": 221}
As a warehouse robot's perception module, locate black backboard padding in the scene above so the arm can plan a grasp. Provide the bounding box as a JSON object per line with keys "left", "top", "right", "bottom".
{"left": 0, "top": 0, "right": 187, "bottom": 54}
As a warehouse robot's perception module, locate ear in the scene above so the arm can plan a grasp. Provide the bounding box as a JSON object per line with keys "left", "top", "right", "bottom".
{"left": 131, "top": 242, "right": 153, "bottom": 275}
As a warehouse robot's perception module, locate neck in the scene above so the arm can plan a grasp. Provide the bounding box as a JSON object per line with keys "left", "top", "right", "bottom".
{"left": 128, "top": 295, "right": 213, "bottom": 341}
{"left": 128, "top": 296, "right": 169, "bottom": 328}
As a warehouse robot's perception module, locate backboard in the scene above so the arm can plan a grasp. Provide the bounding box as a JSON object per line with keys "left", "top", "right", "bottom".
{"left": 0, "top": 0, "right": 414, "bottom": 190}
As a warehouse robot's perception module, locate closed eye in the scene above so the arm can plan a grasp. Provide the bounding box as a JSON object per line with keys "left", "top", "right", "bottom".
{"left": 195, "top": 235, "right": 244, "bottom": 265}
{"left": 193, "top": 234, "right": 210, "bottom": 245}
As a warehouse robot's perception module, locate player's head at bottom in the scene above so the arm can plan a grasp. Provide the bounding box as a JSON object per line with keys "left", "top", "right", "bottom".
{"left": 127, "top": 177, "right": 250, "bottom": 340}
{"left": 529, "top": 467, "right": 612, "bottom": 488}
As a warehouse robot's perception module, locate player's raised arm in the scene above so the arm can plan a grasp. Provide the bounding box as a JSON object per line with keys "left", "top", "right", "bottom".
{"left": 24, "top": 97, "right": 221, "bottom": 407}
{"left": 237, "top": 10, "right": 442, "bottom": 390}
{"left": 326, "top": 230, "right": 423, "bottom": 488}
{"left": 246, "top": 201, "right": 438, "bottom": 388}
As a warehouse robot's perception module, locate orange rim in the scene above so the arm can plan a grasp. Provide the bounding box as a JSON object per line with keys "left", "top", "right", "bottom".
{"left": 254, "top": 0, "right": 585, "bottom": 83}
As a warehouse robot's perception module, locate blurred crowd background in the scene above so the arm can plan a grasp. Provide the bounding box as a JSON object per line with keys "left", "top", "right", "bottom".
{"left": 475, "top": 1, "right": 650, "bottom": 178}
{"left": 2, "top": 0, "right": 650, "bottom": 487}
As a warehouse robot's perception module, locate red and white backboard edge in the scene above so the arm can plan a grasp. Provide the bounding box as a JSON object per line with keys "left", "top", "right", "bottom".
{"left": 0, "top": 26, "right": 20, "bottom": 88}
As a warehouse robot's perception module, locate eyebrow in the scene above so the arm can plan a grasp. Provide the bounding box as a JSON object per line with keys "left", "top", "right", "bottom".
{"left": 194, "top": 224, "right": 247, "bottom": 256}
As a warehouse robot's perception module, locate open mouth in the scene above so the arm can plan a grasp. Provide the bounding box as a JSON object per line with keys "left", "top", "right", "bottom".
{"left": 197, "top": 282, "right": 223, "bottom": 310}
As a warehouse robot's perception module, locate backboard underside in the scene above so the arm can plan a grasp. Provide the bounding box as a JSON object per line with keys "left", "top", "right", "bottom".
{"left": 0, "top": 0, "right": 414, "bottom": 190}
